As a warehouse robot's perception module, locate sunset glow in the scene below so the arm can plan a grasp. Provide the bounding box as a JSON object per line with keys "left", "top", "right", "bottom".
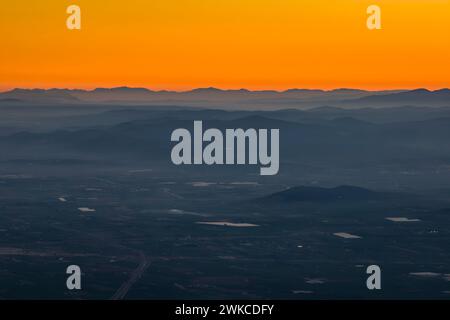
{"left": 1, "top": 0, "right": 449, "bottom": 91}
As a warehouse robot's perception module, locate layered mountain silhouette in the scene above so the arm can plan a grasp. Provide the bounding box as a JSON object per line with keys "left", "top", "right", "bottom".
{"left": 347, "top": 89, "right": 450, "bottom": 108}
{"left": 2, "top": 87, "right": 448, "bottom": 109}
{"left": 3, "top": 112, "right": 450, "bottom": 169}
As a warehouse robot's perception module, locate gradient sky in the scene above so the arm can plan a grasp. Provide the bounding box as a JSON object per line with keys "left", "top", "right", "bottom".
{"left": 0, "top": 0, "right": 449, "bottom": 91}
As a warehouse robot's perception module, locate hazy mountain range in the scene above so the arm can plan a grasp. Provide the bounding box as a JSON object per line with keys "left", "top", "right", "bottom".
{"left": 2, "top": 86, "right": 450, "bottom": 299}
{"left": 3, "top": 108, "right": 450, "bottom": 191}
{"left": 1, "top": 87, "right": 449, "bottom": 109}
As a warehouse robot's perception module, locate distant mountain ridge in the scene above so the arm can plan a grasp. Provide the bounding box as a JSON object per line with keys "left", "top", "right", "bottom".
{"left": 348, "top": 88, "right": 450, "bottom": 107}
{"left": 1, "top": 87, "right": 448, "bottom": 109}
{"left": 4, "top": 87, "right": 448, "bottom": 109}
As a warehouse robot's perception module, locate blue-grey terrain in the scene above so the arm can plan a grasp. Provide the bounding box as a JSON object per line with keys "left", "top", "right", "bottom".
{"left": 0, "top": 88, "right": 450, "bottom": 299}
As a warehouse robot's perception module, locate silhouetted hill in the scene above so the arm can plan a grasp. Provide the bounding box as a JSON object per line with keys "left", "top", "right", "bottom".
{"left": 349, "top": 89, "right": 450, "bottom": 107}
{"left": 1, "top": 89, "right": 79, "bottom": 104}
{"left": 92, "top": 87, "right": 153, "bottom": 94}
{"left": 0, "top": 87, "right": 419, "bottom": 109}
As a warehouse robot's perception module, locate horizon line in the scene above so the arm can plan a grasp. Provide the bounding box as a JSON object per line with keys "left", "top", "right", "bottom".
{"left": 1, "top": 86, "right": 449, "bottom": 94}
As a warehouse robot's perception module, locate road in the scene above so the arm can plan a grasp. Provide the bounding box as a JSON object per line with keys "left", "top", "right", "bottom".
{"left": 111, "top": 251, "right": 150, "bottom": 300}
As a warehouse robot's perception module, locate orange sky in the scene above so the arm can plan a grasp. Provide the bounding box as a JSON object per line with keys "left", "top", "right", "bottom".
{"left": 0, "top": 0, "right": 449, "bottom": 91}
